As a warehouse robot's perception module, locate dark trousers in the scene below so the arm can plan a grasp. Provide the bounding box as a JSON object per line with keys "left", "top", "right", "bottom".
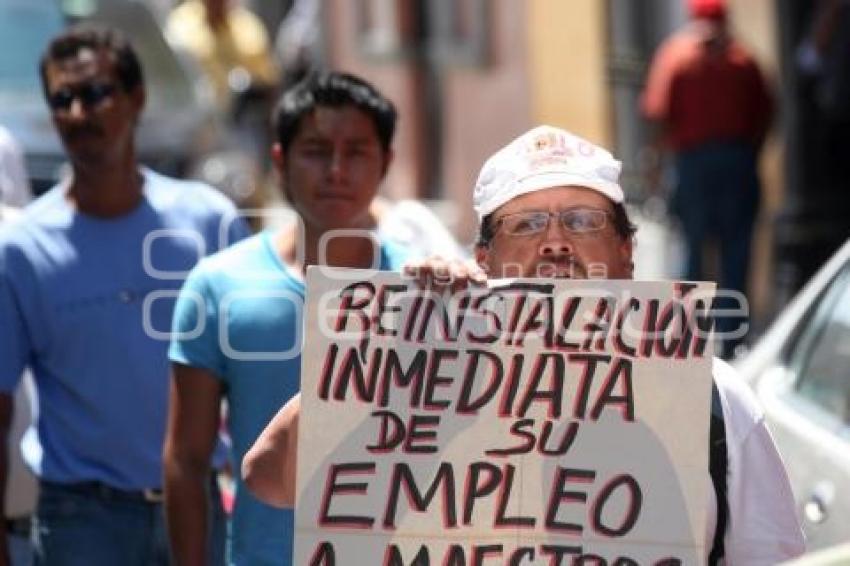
{"left": 674, "top": 142, "right": 760, "bottom": 357}
{"left": 33, "top": 478, "right": 226, "bottom": 566}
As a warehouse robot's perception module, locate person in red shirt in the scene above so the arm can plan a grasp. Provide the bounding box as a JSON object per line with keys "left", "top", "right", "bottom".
{"left": 642, "top": 0, "right": 774, "bottom": 358}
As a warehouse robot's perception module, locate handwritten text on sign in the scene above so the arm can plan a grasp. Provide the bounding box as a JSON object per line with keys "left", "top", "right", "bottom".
{"left": 295, "top": 268, "right": 715, "bottom": 565}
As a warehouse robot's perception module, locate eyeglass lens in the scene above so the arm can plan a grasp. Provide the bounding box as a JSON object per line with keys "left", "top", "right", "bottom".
{"left": 500, "top": 209, "right": 607, "bottom": 235}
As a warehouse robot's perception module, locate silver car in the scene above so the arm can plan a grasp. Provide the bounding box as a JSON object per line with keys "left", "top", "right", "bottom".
{"left": 737, "top": 239, "right": 850, "bottom": 552}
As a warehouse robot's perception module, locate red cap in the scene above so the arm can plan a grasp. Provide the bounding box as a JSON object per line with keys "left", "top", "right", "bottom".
{"left": 688, "top": 0, "right": 727, "bottom": 19}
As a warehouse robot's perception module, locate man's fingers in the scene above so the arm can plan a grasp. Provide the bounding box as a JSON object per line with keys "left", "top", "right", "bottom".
{"left": 404, "top": 256, "right": 488, "bottom": 293}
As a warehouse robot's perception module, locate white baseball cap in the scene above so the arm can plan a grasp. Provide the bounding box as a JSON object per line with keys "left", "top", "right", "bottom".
{"left": 472, "top": 125, "right": 624, "bottom": 221}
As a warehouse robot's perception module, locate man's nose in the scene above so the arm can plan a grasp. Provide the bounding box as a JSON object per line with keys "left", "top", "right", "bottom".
{"left": 327, "top": 150, "right": 345, "bottom": 180}
{"left": 539, "top": 239, "right": 574, "bottom": 258}
{"left": 538, "top": 217, "right": 574, "bottom": 257}
{"left": 64, "top": 97, "right": 88, "bottom": 120}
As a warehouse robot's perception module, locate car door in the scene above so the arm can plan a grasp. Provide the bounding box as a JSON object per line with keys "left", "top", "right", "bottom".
{"left": 757, "top": 266, "right": 850, "bottom": 550}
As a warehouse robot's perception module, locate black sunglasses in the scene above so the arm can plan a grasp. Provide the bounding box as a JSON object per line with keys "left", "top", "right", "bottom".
{"left": 48, "top": 82, "right": 117, "bottom": 112}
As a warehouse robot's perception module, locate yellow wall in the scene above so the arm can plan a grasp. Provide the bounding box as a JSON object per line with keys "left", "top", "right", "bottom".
{"left": 728, "top": 0, "right": 781, "bottom": 317}
{"left": 527, "top": 0, "right": 611, "bottom": 147}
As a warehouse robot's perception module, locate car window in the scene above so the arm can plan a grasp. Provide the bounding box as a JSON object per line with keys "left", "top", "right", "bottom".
{"left": 0, "top": 1, "right": 64, "bottom": 94}
{"left": 792, "top": 268, "right": 850, "bottom": 422}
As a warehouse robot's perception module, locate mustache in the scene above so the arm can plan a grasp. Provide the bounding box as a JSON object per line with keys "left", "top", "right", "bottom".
{"left": 532, "top": 259, "right": 584, "bottom": 278}
{"left": 64, "top": 124, "right": 104, "bottom": 139}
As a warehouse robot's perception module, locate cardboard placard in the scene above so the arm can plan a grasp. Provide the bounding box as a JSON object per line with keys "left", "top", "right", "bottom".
{"left": 295, "top": 267, "right": 715, "bottom": 565}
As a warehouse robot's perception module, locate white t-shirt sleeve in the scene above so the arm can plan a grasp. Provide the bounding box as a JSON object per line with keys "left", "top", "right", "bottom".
{"left": 714, "top": 359, "right": 806, "bottom": 564}
{"left": 0, "top": 126, "right": 31, "bottom": 208}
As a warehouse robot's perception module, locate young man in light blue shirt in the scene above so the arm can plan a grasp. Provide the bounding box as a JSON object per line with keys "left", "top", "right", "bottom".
{"left": 165, "top": 72, "right": 410, "bottom": 565}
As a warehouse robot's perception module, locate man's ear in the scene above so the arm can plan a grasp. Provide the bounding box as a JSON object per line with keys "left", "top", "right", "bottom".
{"left": 474, "top": 244, "right": 490, "bottom": 275}
{"left": 271, "top": 143, "right": 293, "bottom": 202}
{"left": 271, "top": 143, "right": 285, "bottom": 175}
{"left": 380, "top": 148, "right": 394, "bottom": 178}
{"left": 130, "top": 86, "right": 145, "bottom": 121}
{"left": 619, "top": 237, "right": 635, "bottom": 279}
{"left": 133, "top": 85, "right": 145, "bottom": 108}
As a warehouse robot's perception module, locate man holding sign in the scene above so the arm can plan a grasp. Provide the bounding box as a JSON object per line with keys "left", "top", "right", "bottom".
{"left": 244, "top": 125, "right": 805, "bottom": 564}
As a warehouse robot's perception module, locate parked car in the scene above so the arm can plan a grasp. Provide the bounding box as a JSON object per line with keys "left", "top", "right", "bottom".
{"left": 0, "top": 0, "right": 256, "bottom": 206}
{"left": 783, "top": 542, "right": 850, "bottom": 565}
{"left": 736, "top": 239, "right": 850, "bottom": 552}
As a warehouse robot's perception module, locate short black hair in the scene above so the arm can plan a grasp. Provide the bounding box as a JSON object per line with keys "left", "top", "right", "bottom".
{"left": 476, "top": 201, "right": 637, "bottom": 247}
{"left": 39, "top": 25, "right": 144, "bottom": 98}
{"left": 273, "top": 71, "right": 397, "bottom": 154}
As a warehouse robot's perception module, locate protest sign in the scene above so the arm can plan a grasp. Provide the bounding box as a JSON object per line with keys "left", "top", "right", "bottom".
{"left": 295, "top": 266, "right": 716, "bottom": 565}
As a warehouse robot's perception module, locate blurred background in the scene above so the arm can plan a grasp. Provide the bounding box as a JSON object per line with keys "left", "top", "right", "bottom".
{"left": 2, "top": 1, "right": 850, "bottom": 559}
{"left": 2, "top": 0, "right": 849, "bottom": 334}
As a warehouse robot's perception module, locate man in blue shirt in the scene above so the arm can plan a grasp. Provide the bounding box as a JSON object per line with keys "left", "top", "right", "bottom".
{"left": 0, "top": 26, "right": 249, "bottom": 565}
{"left": 165, "top": 72, "right": 409, "bottom": 565}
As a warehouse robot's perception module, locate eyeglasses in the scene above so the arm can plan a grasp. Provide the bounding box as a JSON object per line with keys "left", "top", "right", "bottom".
{"left": 493, "top": 207, "right": 613, "bottom": 237}
{"left": 48, "top": 82, "right": 116, "bottom": 112}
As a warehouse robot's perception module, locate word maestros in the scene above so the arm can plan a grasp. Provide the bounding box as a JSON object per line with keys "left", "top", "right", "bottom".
{"left": 306, "top": 280, "right": 713, "bottom": 566}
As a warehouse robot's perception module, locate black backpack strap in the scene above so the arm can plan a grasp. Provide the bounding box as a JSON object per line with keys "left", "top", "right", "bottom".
{"left": 708, "top": 382, "right": 728, "bottom": 565}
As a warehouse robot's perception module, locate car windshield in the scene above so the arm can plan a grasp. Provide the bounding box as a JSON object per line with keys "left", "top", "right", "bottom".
{"left": 0, "top": 0, "right": 196, "bottom": 112}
